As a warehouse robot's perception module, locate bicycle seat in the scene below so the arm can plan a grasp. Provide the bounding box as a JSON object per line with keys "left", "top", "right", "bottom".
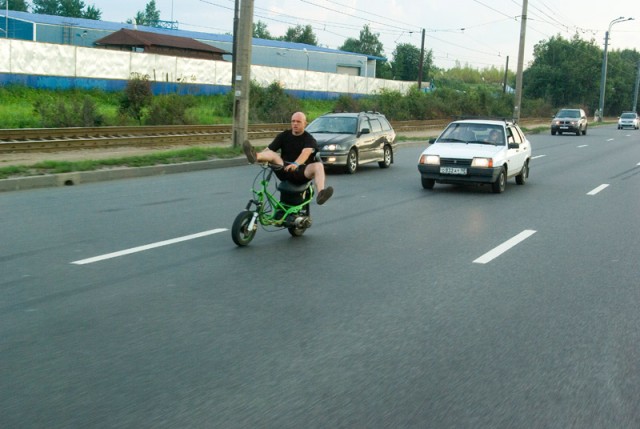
{"left": 277, "top": 180, "right": 311, "bottom": 193}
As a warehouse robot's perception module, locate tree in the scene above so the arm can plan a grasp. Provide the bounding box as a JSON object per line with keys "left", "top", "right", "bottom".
{"left": 31, "top": 0, "right": 101, "bottom": 19}
{"left": 339, "top": 25, "right": 384, "bottom": 58}
{"left": 391, "top": 43, "right": 432, "bottom": 81}
{"left": 59, "top": 0, "right": 86, "bottom": 18}
{"left": 253, "top": 20, "right": 272, "bottom": 39}
{"left": 523, "top": 34, "right": 601, "bottom": 111}
{"left": 128, "top": 0, "right": 161, "bottom": 27}
{"left": 0, "top": 0, "right": 29, "bottom": 12}
{"left": 31, "top": 0, "right": 59, "bottom": 15}
{"left": 279, "top": 25, "right": 317, "bottom": 45}
{"left": 339, "top": 25, "right": 387, "bottom": 78}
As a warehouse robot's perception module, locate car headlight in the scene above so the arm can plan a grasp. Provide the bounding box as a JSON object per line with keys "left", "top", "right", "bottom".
{"left": 471, "top": 157, "right": 493, "bottom": 168}
{"left": 419, "top": 154, "right": 440, "bottom": 165}
{"left": 323, "top": 144, "right": 345, "bottom": 151}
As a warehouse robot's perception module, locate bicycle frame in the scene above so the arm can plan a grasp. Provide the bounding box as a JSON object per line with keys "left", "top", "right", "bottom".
{"left": 244, "top": 163, "right": 314, "bottom": 229}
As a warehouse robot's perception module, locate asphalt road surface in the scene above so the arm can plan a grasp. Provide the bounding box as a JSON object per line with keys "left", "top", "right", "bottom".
{"left": 2, "top": 125, "right": 640, "bottom": 428}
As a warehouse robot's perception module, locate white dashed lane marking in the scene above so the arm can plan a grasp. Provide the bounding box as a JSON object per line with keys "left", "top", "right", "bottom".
{"left": 473, "top": 230, "right": 537, "bottom": 264}
{"left": 71, "top": 228, "right": 228, "bottom": 265}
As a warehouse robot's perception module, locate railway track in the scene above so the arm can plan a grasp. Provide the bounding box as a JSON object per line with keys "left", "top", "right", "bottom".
{"left": 0, "top": 119, "right": 543, "bottom": 153}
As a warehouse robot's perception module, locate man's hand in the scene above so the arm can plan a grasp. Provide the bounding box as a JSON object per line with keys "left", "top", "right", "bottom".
{"left": 284, "top": 162, "right": 299, "bottom": 172}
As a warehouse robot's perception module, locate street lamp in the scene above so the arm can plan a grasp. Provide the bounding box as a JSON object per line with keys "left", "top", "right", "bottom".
{"left": 597, "top": 16, "right": 634, "bottom": 121}
{"left": 303, "top": 48, "right": 309, "bottom": 70}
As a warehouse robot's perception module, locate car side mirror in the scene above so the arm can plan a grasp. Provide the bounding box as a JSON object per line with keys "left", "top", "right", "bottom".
{"left": 508, "top": 143, "right": 520, "bottom": 149}
{"left": 358, "top": 128, "right": 370, "bottom": 136}
{"left": 429, "top": 137, "right": 437, "bottom": 144}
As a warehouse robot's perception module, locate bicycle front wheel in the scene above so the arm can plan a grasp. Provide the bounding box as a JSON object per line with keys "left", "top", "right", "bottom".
{"left": 231, "top": 210, "right": 257, "bottom": 246}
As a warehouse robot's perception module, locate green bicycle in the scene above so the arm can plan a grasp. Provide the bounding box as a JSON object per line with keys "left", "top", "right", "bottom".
{"left": 231, "top": 162, "right": 315, "bottom": 246}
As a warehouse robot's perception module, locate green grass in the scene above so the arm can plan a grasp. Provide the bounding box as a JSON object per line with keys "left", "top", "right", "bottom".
{"left": 0, "top": 146, "right": 247, "bottom": 179}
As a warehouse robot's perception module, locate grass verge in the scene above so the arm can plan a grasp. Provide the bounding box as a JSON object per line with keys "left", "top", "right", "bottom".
{"left": 0, "top": 146, "right": 246, "bottom": 180}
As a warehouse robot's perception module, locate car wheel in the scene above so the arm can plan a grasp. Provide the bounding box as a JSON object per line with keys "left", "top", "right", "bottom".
{"left": 378, "top": 145, "right": 392, "bottom": 168}
{"left": 515, "top": 161, "right": 528, "bottom": 185}
{"left": 491, "top": 168, "right": 506, "bottom": 193}
{"left": 576, "top": 128, "right": 581, "bottom": 136}
{"left": 345, "top": 149, "right": 358, "bottom": 174}
{"left": 421, "top": 177, "right": 435, "bottom": 190}
{"left": 582, "top": 126, "right": 587, "bottom": 136}
{"left": 551, "top": 130, "right": 556, "bottom": 135}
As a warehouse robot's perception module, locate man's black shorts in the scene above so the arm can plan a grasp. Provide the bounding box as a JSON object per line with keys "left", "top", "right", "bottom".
{"left": 275, "top": 165, "right": 310, "bottom": 184}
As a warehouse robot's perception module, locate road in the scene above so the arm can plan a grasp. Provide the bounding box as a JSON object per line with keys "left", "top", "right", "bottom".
{"left": 2, "top": 125, "right": 640, "bottom": 428}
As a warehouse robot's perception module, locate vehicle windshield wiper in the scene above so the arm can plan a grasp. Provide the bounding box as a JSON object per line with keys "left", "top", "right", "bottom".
{"left": 438, "top": 138, "right": 465, "bottom": 143}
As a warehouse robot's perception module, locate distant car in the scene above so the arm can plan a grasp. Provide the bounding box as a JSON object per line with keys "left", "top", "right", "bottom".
{"left": 307, "top": 111, "right": 396, "bottom": 174}
{"left": 417, "top": 119, "right": 532, "bottom": 193}
{"left": 551, "top": 108, "right": 588, "bottom": 136}
{"left": 617, "top": 112, "right": 639, "bottom": 130}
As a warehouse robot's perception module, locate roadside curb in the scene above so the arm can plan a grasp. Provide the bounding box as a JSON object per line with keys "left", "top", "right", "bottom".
{"left": 0, "top": 139, "right": 433, "bottom": 193}
{"left": 0, "top": 157, "right": 250, "bottom": 193}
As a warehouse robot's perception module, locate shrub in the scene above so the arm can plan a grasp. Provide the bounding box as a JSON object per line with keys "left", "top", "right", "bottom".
{"left": 34, "top": 96, "right": 103, "bottom": 127}
{"left": 146, "top": 94, "right": 197, "bottom": 125}
{"left": 119, "top": 73, "right": 153, "bottom": 124}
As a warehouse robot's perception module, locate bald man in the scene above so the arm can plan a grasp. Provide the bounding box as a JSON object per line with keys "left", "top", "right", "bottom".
{"left": 243, "top": 111, "right": 333, "bottom": 205}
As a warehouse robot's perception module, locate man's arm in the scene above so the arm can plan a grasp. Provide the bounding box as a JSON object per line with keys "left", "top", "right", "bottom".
{"left": 284, "top": 147, "right": 314, "bottom": 172}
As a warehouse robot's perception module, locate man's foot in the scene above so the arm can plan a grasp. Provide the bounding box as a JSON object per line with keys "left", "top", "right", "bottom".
{"left": 242, "top": 140, "right": 257, "bottom": 164}
{"left": 316, "top": 186, "right": 333, "bottom": 205}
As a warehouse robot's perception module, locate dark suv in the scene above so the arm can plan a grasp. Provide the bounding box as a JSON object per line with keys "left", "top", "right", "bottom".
{"left": 551, "top": 108, "right": 588, "bottom": 136}
{"left": 307, "top": 111, "right": 396, "bottom": 174}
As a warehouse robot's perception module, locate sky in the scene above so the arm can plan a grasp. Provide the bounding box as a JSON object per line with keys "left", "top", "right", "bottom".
{"left": 88, "top": 0, "right": 640, "bottom": 71}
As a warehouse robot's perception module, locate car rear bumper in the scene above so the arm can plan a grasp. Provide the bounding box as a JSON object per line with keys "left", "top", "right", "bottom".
{"left": 418, "top": 164, "right": 502, "bottom": 184}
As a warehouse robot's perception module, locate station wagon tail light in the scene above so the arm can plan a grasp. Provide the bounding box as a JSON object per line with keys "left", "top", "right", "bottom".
{"left": 420, "top": 154, "right": 440, "bottom": 165}
{"left": 471, "top": 157, "right": 493, "bottom": 168}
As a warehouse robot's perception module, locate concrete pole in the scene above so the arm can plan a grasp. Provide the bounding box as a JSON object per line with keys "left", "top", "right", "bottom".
{"left": 633, "top": 61, "right": 640, "bottom": 113}
{"left": 417, "top": 29, "right": 425, "bottom": 90}
{"left": 512, "top": 0, "right": 527, "bottom": 124}
{"left": 502, "top": 56, "right": 509, "bottom": 93}
{"left": 597, "top": 30, "right": 610, "bottom": 121}
{"left": 598, "top": 17, "right": 634, "bottom": 121}
{"left": 231, "top": 0, "right": 254, "bottom": 148}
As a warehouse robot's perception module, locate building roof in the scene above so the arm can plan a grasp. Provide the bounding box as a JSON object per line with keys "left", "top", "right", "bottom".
{"left": 3, "top": 10, "right": 386, "bottom": 61}
{"left": 95, "top": 28, "right": 229, "bottom": 54}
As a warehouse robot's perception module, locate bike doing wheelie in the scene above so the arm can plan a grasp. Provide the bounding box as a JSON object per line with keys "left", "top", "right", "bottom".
{"left": 231, "top": 161, "right": 315, "bottom": 246}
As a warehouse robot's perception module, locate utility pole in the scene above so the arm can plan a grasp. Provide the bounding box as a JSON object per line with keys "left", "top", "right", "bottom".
{"left": 502, "top": 56, "right": 509, "bottom": 93}
{"left": 512, "top": 0, "right": 527, "bottom": 123}
{"left": 633, "top": 61, "right": 640, "bottom": 113}
{"left": 598, "top": 17, "right": 634, "bottom": 121}
{"left": 417, "top": 28, "right": 425, "bottom": 91}
{"left": 231, "top": 0, "right": 239, "bottom": 87}
{"left": 231, "top": 0, "right": 254, "bottom": 148}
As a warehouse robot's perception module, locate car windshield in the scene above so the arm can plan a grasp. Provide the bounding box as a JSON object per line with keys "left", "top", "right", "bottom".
{"left": 621, "top": 113, "right": 636, "bottom": 119}
{"left": 438, "top": 123, "right": 504, "bottom": 145}
{"left": 557, "top": 110, "right": 580, "bottom": 118}
{"left": 307, "top": 117, "right": 358, "bottom": 134}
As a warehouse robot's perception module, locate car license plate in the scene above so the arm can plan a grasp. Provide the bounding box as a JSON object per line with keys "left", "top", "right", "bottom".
{"left": 440, "top": 166, "right": 467, "bottom": 175}
{"left": 560, "top": 126, "right": 568, "bottom": 129}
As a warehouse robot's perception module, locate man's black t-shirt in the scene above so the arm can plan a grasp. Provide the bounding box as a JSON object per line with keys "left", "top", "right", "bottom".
{"left": 268, "top": 130, "right": 317, "bottom": 164}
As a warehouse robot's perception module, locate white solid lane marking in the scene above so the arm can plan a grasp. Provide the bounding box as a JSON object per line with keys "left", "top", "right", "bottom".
{"left": 577, "top": 144, "right": 588, "bottom": 148}
{"left": 532, "top": 155, "right": 546, "bottom": 159}
{"left": 587, "top": 184, "right": 609, "bottom": 196}
{"left": 71, "top": 228, "right": 228, "bottom": 265}
{"left": 473, "top": 230, "right": 537, "bottom": 264}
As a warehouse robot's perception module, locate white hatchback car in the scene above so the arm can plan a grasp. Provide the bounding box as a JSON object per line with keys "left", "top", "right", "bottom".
{"left": 417, "top": 119, "right": 532, "bottom": 193}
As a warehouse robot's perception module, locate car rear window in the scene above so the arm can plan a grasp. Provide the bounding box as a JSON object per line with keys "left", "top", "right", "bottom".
{"left": 369, "top": 118, "right": 383, "bottom": 133}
